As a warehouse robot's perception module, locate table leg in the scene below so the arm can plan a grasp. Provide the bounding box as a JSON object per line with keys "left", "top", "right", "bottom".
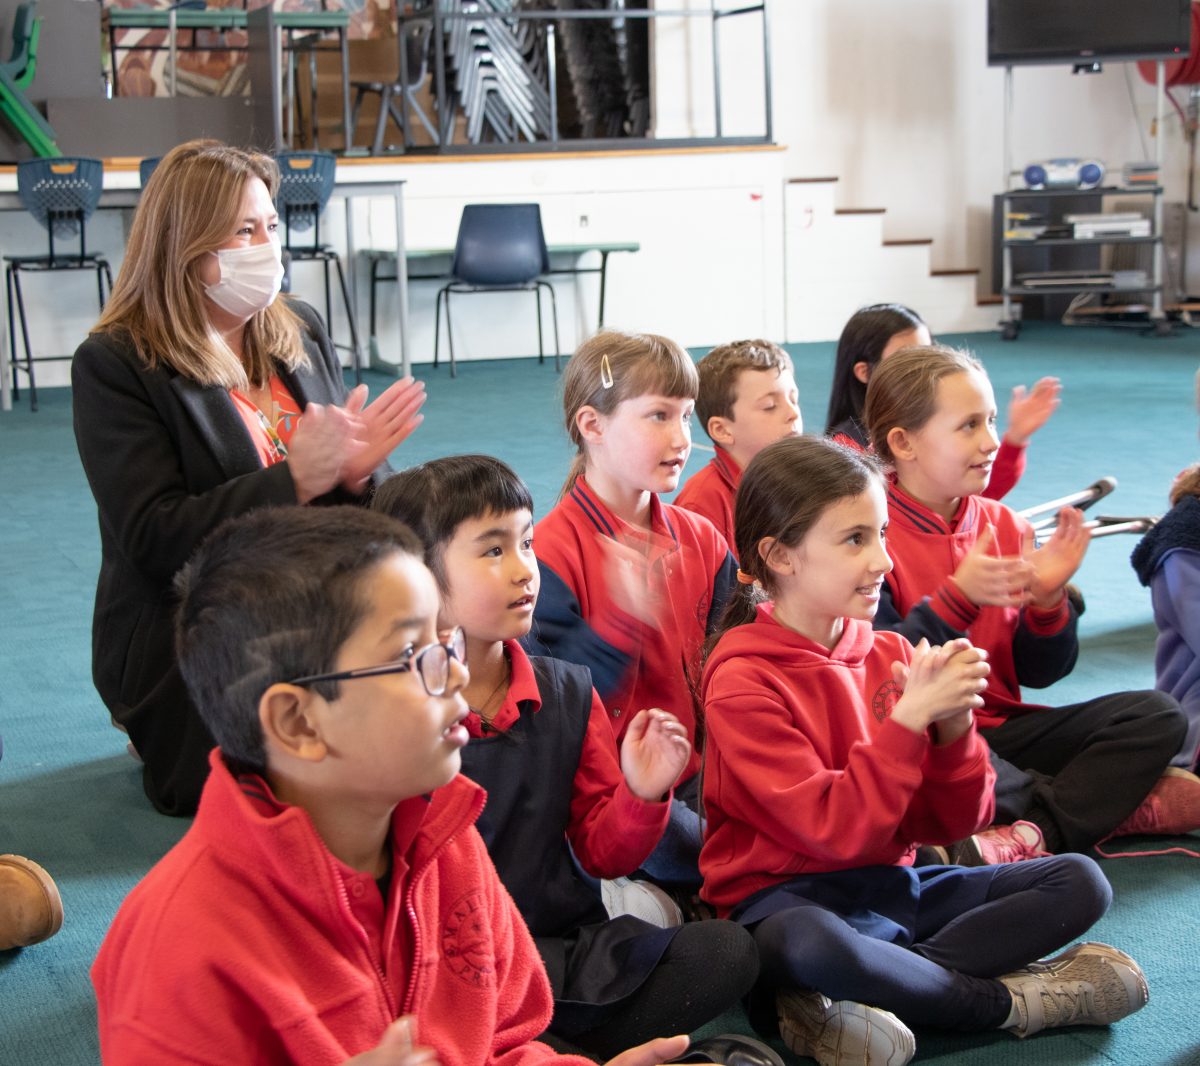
{"left": 340, "top": 29, "right": 353, "bottom": 152}
{"left": 598, "top": 250, "right": 610, "bottom": 329}
{"left": 341, "top": 194, "right": 362, "bottom": 380}
{"left": 286, "top": 28, "right": 295, "bottom": 148}
{"left": 393, "top": 183, "right": 410, "bottom": 377}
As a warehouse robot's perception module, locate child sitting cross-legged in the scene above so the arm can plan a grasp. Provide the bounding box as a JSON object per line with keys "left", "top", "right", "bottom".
{"left": 373, "top": 457, "right": 761, "bottom": 1061}
{"left": 701, "top": 435, "right": 1148, "bottom": 1066}
{"left": 675, "top": 339, "right": 802, "bottom": 552}
{"left": 91, "top": 505, "right": 701, "bottom": 1066}
{"left": 864, "top": 344, "right": 1199, "bottom": 860}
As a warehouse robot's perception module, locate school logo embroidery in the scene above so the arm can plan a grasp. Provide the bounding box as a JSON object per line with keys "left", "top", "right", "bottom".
{"left": 871, "top": 680, "right": 903, "bottom": 723}
{"left": 442, "top": 890, "right": 496, "bottom": 987}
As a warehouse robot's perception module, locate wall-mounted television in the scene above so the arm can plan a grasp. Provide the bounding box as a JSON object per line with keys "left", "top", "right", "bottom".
{"left": 988, "top": 0, "right": 1192, "bottom": 67}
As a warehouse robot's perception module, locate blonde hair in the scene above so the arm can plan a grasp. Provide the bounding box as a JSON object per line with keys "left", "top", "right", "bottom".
{"left": 560, "top": 329, "right": 698, "bottom": 496}
{"left": 92, "top": 139, "right": 305, "bottom": 390}
{"left": 863, "top": 344, "right": 986, "bottom": 463}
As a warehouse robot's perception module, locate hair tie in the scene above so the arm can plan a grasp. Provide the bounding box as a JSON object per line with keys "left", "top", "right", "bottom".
{"left": 736, "top": 568, "right": 757, "bottom": 586}
{"left": 600, "top": 353, "right": 614, "bottom": 389}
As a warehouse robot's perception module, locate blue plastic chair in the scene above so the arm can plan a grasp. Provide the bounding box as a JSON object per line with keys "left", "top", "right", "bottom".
{"left": 138, "top": 155, "right": 161, "bottom": 188}
{"left": 434, "top": 203, "right": 560, "bottom": 378}
{"left": 274, "top": 151, "right": 361, "bottom": 382}
{"left": 4, "top": 157, "right": 111, "bottom": 410}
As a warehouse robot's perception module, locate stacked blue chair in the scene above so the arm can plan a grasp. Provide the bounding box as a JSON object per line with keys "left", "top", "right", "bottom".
{"left": 4, "top": 157, "right": 111, "bottom": 410}
{"left": 274, "top": 151, "right": 361, "bottom": 382}
{"left": 434, "top": 203, "right": 560, "bottom": 378}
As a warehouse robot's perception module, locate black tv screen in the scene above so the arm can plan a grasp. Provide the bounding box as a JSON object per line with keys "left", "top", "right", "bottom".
{"left": 988, "top": 0, "right": 1192, "bottom": 66}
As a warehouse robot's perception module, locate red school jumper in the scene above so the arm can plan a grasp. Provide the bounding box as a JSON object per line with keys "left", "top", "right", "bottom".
{"left": 92, "top": 750, "right": 589, "bottom": 1066}
{"left": 700, "top": 606, "right": 995, "bottom": 917}
{"left": 879, "top": 481, "right": 1076, "bottom": 729}
{"left": 674, "top": 446, "right": 740, "bottom": 552}
{"left": 529, "top": 477, "right": 737, "bottom": 782}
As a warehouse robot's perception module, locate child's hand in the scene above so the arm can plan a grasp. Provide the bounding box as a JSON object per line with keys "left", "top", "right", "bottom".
{"left": 345, "top": 1017, "right": 439, "bottom": 1066}
{"left": 1023, "top": 507, "right": 1089, "bottom": 608}
{"left": 601, "top": 536, "right": 661, "bottom": 626}
{"left": 950, "top": 526, "right": 1034, "bottom": 608}
{"left": 1004, "top": 376, "right": 1061, "bottom": 446}
{"left": 621, "top": 708, "right": 691, "bottom": 802}
{"left": 604, "top": 1035, "right": 691, "bottom": 1066}
{"left": 890, "top": 638, "right": 989, "bottom": 734}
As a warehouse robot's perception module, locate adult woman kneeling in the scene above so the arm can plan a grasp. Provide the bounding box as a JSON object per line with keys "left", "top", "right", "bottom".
{"left": 72, "top": 140, "right": 425, "bottom": 815}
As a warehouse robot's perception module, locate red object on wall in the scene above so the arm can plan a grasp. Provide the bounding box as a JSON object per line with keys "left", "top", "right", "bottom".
{"left": 1138, "top": 2, "right": 1200, "bottom": 85}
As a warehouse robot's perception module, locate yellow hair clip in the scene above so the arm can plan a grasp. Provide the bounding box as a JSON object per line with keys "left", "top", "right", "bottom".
{"left": 600, "top": 353, "right": 614, "bottom": 390}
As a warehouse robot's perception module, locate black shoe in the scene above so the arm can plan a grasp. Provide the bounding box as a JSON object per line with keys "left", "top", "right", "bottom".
{"left": 672, "top": 1034, "right": 785, "bottom": 1066}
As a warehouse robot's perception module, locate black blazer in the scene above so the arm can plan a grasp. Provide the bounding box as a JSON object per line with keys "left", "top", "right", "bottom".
{"left": 72, "top": 300, "right": 370, "bottom": 815}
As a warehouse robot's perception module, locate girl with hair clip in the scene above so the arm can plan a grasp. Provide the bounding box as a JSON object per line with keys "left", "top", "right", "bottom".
{"left": 1132, "top": 460, "right": 1200, "bottom": 771}
{"left": 701, "top": 434, "right": 1147, "bottom": 1066}
{"left": 864, "top": 344, "right": 1199, "bottom": 862}
{"left": 527, "top": 329, "right": 736, "bottom": 893}
{"left": 825, "top": 303, "right": 1060, "bottom": 500}
{"left": 71, "top": 139, "right": 425, "bottom": 816}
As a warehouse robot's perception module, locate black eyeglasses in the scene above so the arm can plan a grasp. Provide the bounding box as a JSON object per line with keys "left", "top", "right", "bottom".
{"left": 286, "top": 627, "right": 467, "bottom": 697}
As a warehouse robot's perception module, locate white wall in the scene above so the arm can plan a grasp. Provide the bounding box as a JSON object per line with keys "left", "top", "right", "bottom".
{"left": 757, "top": 0, "right": 1193, "bottom": 290}
{"left": 5, "top": 0, "right": 1194, "bottom": 396}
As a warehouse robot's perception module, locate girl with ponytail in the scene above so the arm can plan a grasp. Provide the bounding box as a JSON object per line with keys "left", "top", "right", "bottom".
{"left": 699, "top": 435, "right": 1143, "bottom": 1065}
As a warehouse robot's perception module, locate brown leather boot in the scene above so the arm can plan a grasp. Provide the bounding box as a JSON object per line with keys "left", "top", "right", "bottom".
{"left": 0, "top": 855, "right": 64, "bottom": 949}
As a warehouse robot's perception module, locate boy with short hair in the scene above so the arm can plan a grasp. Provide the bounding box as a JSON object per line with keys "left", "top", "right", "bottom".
{"left": 91, "top": 506, "right": 690, "bottom": 1066}
{"left": 674, "top": 339, "right": 801, "bottom": 552}
{"left": 373, "top": 457, "right": 760, "bottom": 1061}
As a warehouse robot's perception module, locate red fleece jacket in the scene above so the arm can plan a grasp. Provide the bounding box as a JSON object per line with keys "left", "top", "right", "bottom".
{"left": 93, "top": 750, "right": 589, "bottom": 1066}
{"left": 700, "top": 607, "right": 995, "bottom": 917}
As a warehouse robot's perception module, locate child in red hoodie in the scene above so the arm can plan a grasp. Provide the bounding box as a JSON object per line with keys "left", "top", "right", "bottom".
{"left": 863, "top": 344, "right": 1198, "bottom": 859}
{"left": 701, "top": 435, "right": 1146, "bottom": 1066}
{"left": 92, "top": 506, "right": 691, "bottom": 1066}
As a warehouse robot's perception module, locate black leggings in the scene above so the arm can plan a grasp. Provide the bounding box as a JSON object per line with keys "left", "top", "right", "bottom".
{"left": 987, "top": 690, "right": 1183, "bottom": 852}
{"left": 572, "top": 920, "right": 759, "bottom": 1059}
{"left": 751, "top": 855, "right": 1109, "bottom": 1033}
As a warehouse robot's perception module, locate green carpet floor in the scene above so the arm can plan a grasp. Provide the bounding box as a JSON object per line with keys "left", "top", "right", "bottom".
{"left": 1, "top": 321, "right": 1199, "bottom": 1064}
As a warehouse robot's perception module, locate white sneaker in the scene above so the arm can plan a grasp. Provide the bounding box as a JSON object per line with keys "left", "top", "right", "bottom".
{"left": 599, "top": 877, "right": 683, "bottom": 927}
{"left": 776, "top": 988, "right": 915, "bottom": 1066}
{"left": 999, "top": 942, "right": 1149, "bottom": 1038}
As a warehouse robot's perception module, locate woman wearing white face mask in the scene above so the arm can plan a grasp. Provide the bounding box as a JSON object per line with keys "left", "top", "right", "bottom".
{"left": 71, "top": 139, "right": 427, "bottom": 816}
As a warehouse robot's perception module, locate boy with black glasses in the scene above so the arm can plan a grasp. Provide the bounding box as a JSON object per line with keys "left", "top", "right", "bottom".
{"left": 92, "top": 506, "right": 692, "bottom": 1066}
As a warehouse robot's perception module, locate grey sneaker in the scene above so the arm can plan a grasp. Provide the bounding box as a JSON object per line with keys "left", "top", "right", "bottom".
{"left": 776, "top": 988, "right": 916, "bottom": 1066}
{"left": 999, "top": 942, "right": 1149, "bottom": 1038}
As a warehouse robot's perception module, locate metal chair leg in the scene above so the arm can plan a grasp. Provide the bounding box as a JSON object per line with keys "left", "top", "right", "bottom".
{"left": 5, "top": 265, "right": 17, "bottom": 402}
{"left": 372, "top": 85, "right": 393, "bottom": 155}
{"left": 445, "top": 288, "right": 457, "bottom": 378}
{"left": 322, "top": 258, "right": 334, "bottom": 342}
{"left": 369, "top": 255, "right": 379, "bottom": 341}
{"left": 11, "top": 266, "right": 36, "bottom": 411}
{"left": 534, "top": 285, "right": 544, "bottom": 365}
{"left": 540, "top": 280, "right": 562, "bottom": 372}
{"left": 433, "top": 284, "right": 447, "bottom": 369}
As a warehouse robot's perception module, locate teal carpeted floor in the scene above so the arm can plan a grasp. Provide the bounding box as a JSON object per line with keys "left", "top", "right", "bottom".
{"left": 1, "top": 321, "right": 1199, "bottom": 1065}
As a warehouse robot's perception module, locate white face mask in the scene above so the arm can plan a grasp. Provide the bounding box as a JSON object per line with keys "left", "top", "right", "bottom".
{"left": 205, "top": 241, "right": 284, "bottom": 319}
